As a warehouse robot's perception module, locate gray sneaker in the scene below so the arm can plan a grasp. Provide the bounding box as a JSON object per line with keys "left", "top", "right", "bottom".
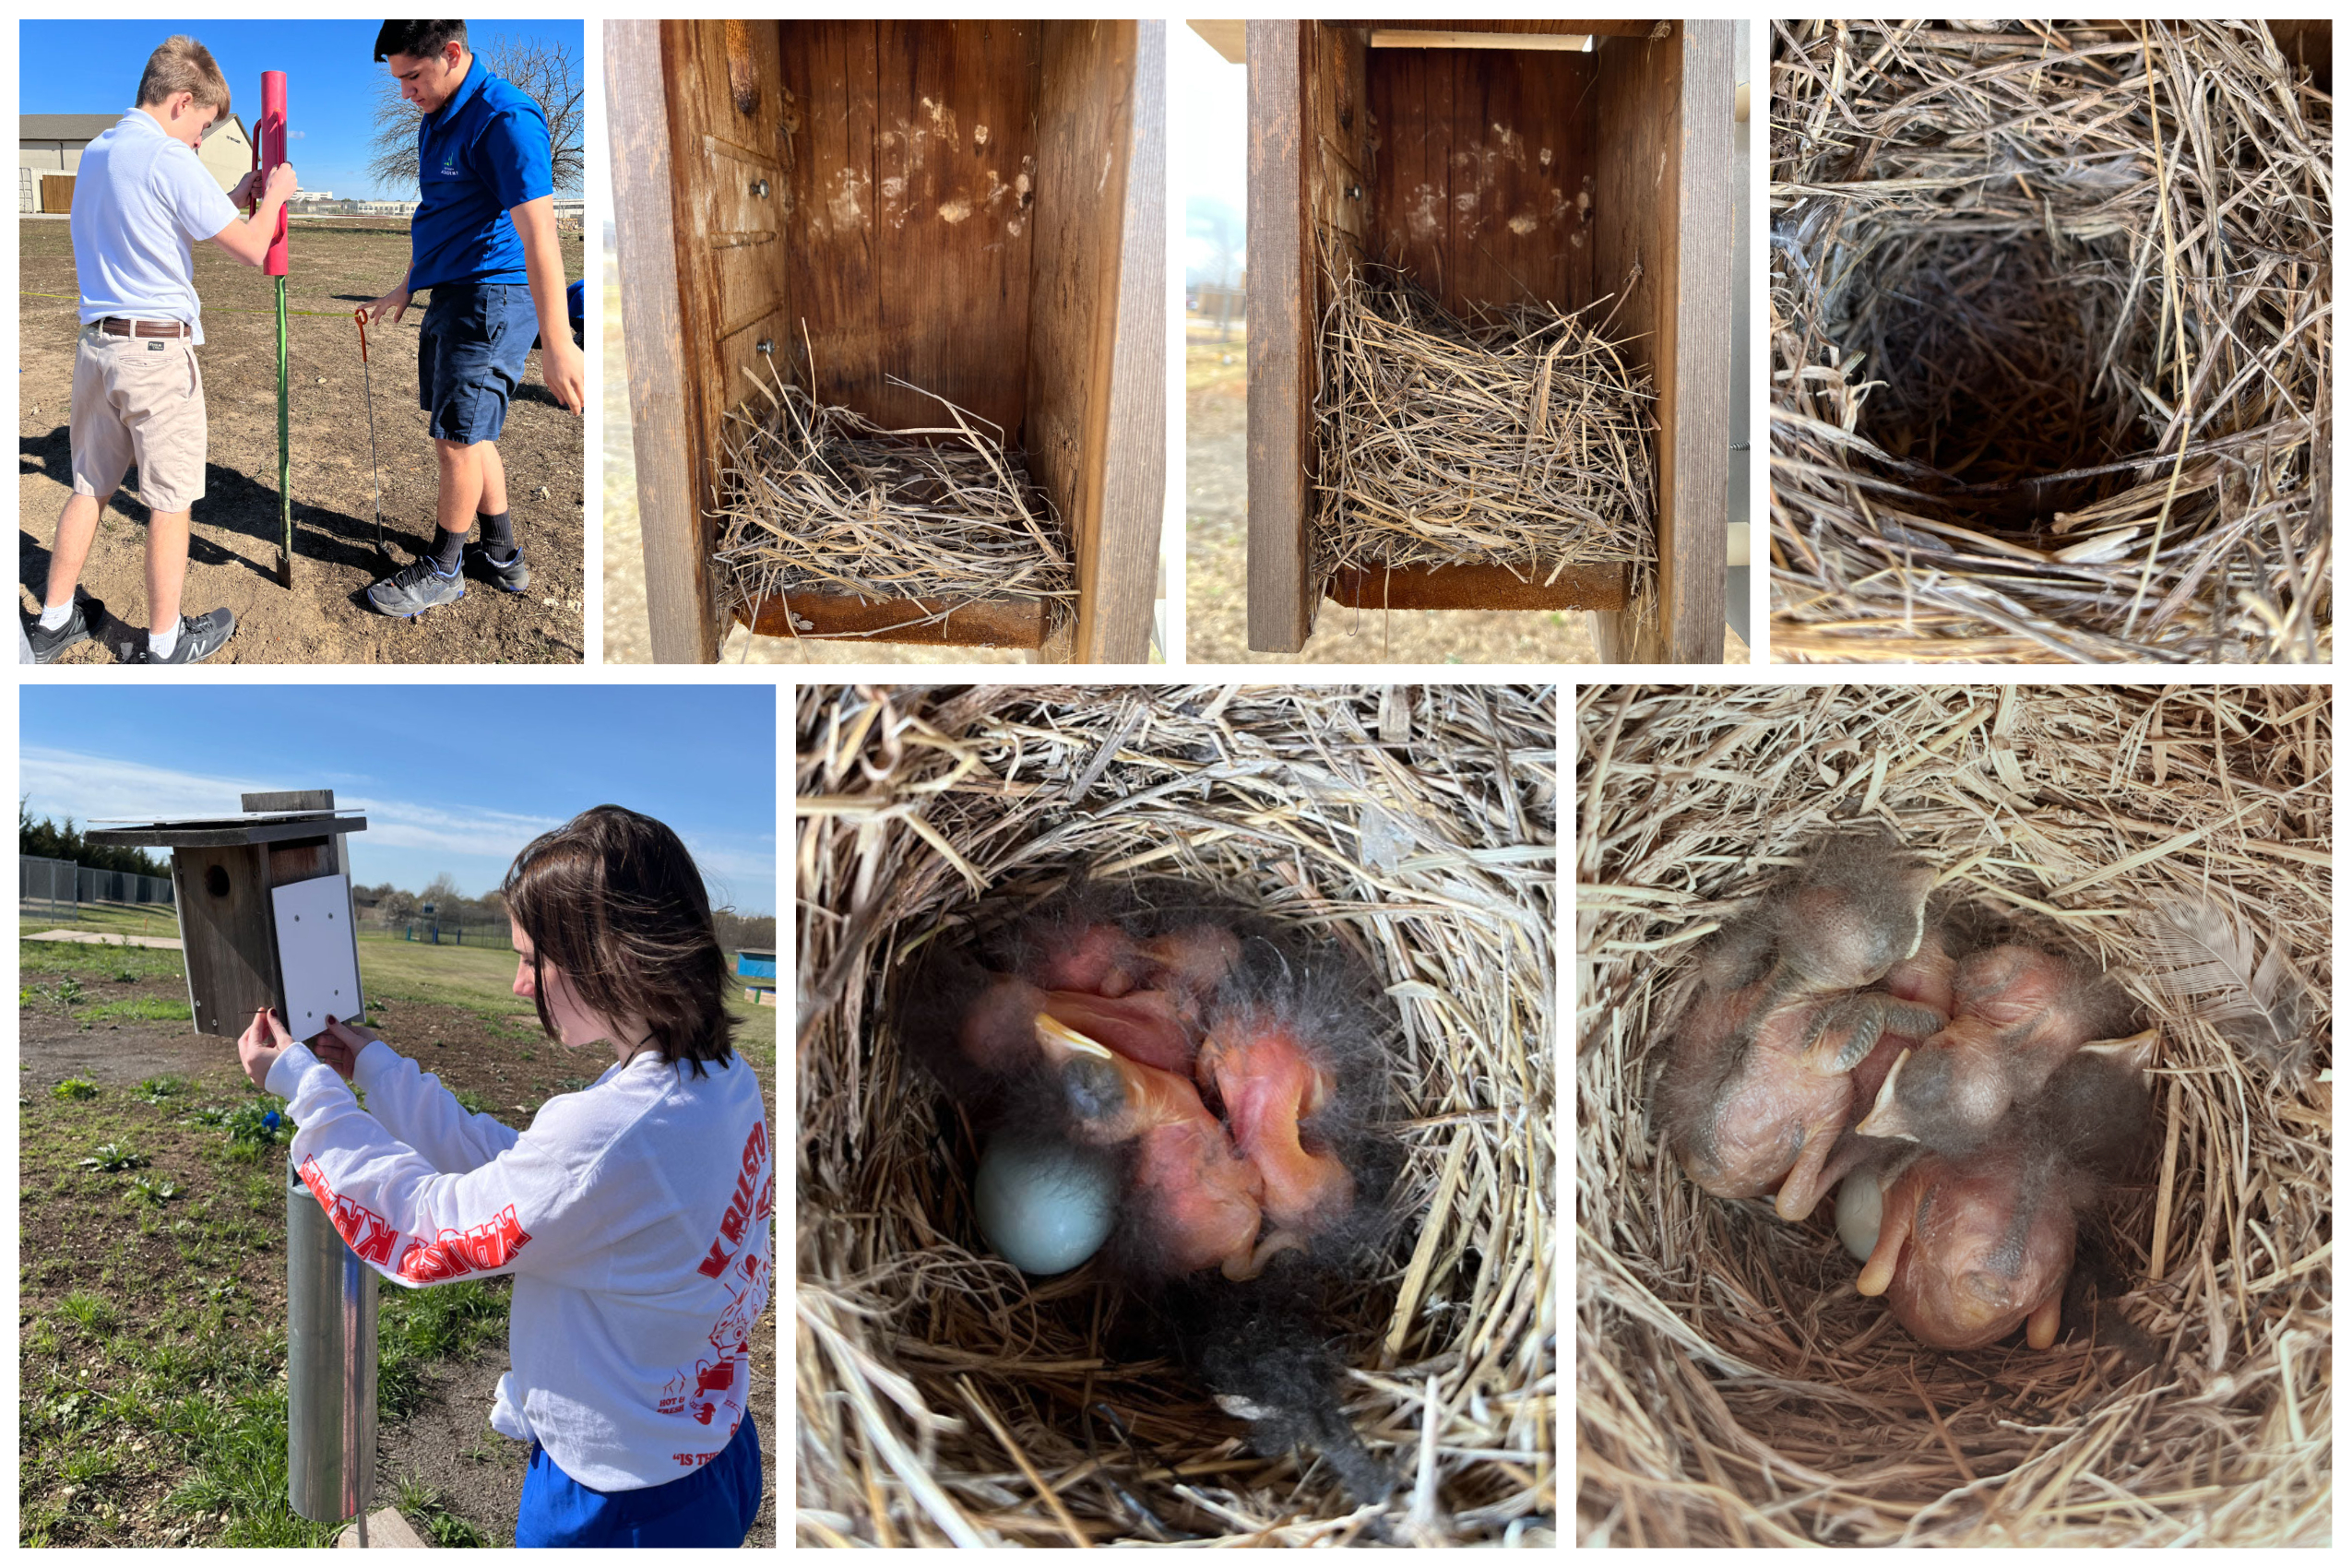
{"left": 466, "top": 540, "right": 530, "bottom": 593}
{"left": 367, "top": 556, "right": 467, "bottom": 618}
{"left": 131, "top": 608, "right": 236, "bottom": 664}
{"left": 24, "top": 600, "right": 93, "bottom": 663}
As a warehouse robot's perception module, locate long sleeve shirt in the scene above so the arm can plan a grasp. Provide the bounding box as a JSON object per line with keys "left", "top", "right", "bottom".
{"left": 267, "top": 1037, "right": 772, "bottom": 1491}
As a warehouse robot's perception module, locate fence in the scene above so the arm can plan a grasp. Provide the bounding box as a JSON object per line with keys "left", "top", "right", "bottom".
{"left": 383, "top": 916, "right": 502, "bottom": 948}
{"left": 19, "top": 856, "right": 177, "bottom": 919}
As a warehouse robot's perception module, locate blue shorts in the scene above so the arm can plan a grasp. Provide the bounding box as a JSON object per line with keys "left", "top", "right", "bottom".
{"left": 417, "top": 281, "right": 536, "bottom": 445}
{"left": 514, "top": 1413, "right": 762, "bottom": 1549}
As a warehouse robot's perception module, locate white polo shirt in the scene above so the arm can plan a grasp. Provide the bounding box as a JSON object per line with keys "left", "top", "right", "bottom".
{"left": 70, "top": 109, "right": 240, "bottom": 345}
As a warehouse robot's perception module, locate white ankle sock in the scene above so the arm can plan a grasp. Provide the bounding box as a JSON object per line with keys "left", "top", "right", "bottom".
{"left": 37, "top": 602, "right": 72, "bottom": 632}
{"left": 148, "top": 621, "right": 180, "bottom": 659}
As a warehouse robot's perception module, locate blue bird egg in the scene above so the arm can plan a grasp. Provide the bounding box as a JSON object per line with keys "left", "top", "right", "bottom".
{"left": 975, "top": 1135, "right": 1118, "bottom": 1276}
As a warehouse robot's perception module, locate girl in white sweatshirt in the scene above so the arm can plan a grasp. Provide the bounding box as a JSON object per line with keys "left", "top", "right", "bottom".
{"left": 238, "top": 805, "right": 771, "bottom": 1548}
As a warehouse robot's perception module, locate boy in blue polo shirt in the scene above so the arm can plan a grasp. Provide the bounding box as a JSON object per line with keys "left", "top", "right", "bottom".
{"left": 361, "top": 19, "right": 583, "bottom": 619}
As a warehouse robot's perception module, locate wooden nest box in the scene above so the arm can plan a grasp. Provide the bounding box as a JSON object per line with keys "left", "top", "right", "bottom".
{"left": 609, "top": 20, "right": 1166, "bottom": 662}
{"left": 84, "top": 790, "right": 367, "bottom": 1043}
{"left": 1246, "top": 19, "right": 1732, "bottom": 659}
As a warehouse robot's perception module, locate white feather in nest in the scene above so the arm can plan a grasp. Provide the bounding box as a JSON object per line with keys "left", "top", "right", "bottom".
{"left": 2141, "top": 896, "right": 2320, "bottom": 1075}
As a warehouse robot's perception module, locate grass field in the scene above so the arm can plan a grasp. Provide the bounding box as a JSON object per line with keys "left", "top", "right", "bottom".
{"left": 18, "top": 914, "right": 778, "bottom": 1546}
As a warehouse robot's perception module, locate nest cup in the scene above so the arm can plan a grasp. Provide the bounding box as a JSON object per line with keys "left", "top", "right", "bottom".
{"left": 711, "top": 360, "right": 1078, "bottom": 638}
{"left": 797, "top": 683, "right": 1558, "bottom": 1546}
{"left": 1576, "top": 683, "right": 2330, "bottom": 1546}
{"left": 1312, "top": 247, "right": 1658, "bottom": 590}
{"left": 1770, "top": 21, "right": 2331, "bottom": 663}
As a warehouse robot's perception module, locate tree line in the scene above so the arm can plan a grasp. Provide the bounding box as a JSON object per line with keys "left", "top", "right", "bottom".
{"left": 18, "top": 803, "right": 170, "bottom": 880}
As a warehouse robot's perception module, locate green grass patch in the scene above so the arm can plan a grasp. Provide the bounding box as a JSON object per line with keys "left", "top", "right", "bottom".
{"left": 53, "top": 1078, "right": 99, "bottom": 1102}
{"left": 377, "top": 1278, "right": 511, "bottom": 1420}
{"left": 395, "top": 1476, "right": 491, "bottom": 1548}
{"left": 18, "top": 939, "right": 188, "bottom": 984}
{"left": 18, "top": 904, "right": 182, "bottom": 942}
{"left": 82, "top": 996, "right": 195, "bottom": 1024}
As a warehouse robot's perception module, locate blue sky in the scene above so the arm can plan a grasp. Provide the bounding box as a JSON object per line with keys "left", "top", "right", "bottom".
{"left": 19, "top": 686, "right": 778, "bottom": 915}
{"left": 18, "top": 19, "right": 582, "bottom": 201}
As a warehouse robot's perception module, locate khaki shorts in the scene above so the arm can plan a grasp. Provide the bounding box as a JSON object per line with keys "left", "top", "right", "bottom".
{"left": 70, "top": 326, "right": 208, "bottom": 514}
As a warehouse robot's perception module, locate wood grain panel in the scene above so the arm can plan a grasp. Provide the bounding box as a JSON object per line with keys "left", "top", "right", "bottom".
{"left": 1588, "top": 21, "right": 1729, "bottom": 663}
{"left": 1095, "top": 20, "right": 1167, "bottom": 664}
{"left": 173, "top": 845, "right": 276, "bottom": 1039}
{"left": 781, "top": 21, "right": 1039, "bottom": 436}
{"left": 1028, "top": 20, "right": 1138, "bottom": 662}
{"left": 1339, "top": 19, "right": 1668, "bottom": 38}
{"left": 738, "top": 589, "right": 1048, "bottom": 647}
{"left": 1329, "top": 559, "right": 1627, "bottom": 611}
{"left": 610, "top": 21, "right": 718, "bottom": 661}
{"left": 1245, "top": 19, "right": 1312, "bottom": 652}
{"left": 1367, "top": 46, "right": 1597, "bottom": 317}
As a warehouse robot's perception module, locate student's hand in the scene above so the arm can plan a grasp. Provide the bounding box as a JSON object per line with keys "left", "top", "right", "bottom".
{"left": 365, "top": 288, "right": 412, "bottom": 327}
{"left": 228, "top": 169, "right": 260, "bottom": 208}
{"left": 265, "top": 163, "right": 298, "bottom": 204}
{"left": 312, "top": 1016, "right": 386, "bottom": 1082}
{"left": 540, "top": 336, "right": 585, "bottom": 415}
{"left": 237, "top": 1005, "right": 295, "bottom": 1092}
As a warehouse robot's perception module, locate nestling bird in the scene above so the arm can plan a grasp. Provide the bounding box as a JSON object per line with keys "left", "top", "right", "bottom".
{"left": 1856, "top": 942, "right": 2137, "bottom": 1152}
{"left": 1856, "top": 1048, "right": 2152, "bottom": 1349}
{"left": 897, "top": 876, "right": 1406, "bottom": 1504}
{"left": 1658, "top": 834, "right": 1946, "bottom": 1221}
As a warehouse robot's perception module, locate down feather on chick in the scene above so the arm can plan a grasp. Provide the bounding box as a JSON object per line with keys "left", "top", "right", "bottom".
{"left": 1657, "top": 834, "right": 1946, "bottom": 1221}
{"left": 1857, "top": 942, "right": 2137, "bottom": 1152}
{"left": 1857, "top": 1048, "right": 2152, "bottom": 1349}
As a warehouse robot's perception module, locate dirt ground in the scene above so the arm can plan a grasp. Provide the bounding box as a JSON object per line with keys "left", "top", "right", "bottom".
{"left": 20, "top": 218, "right": 585, "bottom": 664}
{"left": 1185, "top": 325, "right": 1750, "bottom": 664}
{"left": 20, "top": 961, "right": 777, "bottom": 1547}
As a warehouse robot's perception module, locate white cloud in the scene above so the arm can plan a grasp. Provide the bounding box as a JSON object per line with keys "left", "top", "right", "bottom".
{"left": 24, "top": 744, "right": 775, "bottom": 913}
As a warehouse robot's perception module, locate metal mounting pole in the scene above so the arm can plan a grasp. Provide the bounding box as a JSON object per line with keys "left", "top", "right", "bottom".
{"left": 277, "top": 277, "right": 292, "bottom": 587}
{"left": 262, "top": 69, "right": 292, "bottom": 587}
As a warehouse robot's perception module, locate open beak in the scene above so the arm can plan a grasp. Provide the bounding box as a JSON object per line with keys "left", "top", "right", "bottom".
{"left": 1034, "top": 1013, "right": 1113, "bottom": 1061}
{"left": 2077, "top": 1027, "right": 2160, "bottom": 1075}
{"left": 1853, "top": 1049, "right": 1914, "bottom": 1139}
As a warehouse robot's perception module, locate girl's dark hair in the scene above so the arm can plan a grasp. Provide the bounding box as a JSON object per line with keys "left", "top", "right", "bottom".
{"left": 501, "top": 804, "right": 735, "bottom": 1076}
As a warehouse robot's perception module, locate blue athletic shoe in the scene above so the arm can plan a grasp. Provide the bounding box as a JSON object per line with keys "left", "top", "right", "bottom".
{"left": 366, "top": 557, "right": 467, "bottom": 618}
{"left": 465, "top": 540, "right": 531, "bottom": 594}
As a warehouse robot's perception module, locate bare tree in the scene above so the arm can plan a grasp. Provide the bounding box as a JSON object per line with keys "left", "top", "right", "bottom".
{"left": 367, "top": 34, "right": 584, "bottom": 197}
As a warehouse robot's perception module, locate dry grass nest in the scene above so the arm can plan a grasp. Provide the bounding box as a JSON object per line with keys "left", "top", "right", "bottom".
{"left": 797, "top": 683, "right": 1558, "bottom": 1546}
{"left": 1770, "top": 21, "right": 2331, "bottom": 663}
{"left": 1576, "top": 683, "right": 2331, "bottom": 1546}
{"left": 711, "top": 360, "right": 1078, "bottom": 639}
{"left": 1312, "top": 246, "right": 1657, "bottom": 590}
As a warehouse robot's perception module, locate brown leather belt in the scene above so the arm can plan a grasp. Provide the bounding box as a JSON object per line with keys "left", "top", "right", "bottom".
{"left": 97, "top": 316, "right": 190, "bottom": 339}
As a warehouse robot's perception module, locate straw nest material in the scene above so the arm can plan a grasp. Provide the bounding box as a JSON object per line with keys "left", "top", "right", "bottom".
{"left": 1312, "top": 252, "right": 1657, "bottom": 589}
{"left": 711, "top": 362, "right": 1078, "bottom": 637}
{"left": 1576, "top": 683, "right": 2331, "bottom": 1546}
{"left": 798, "top": 683, "right": 1558, "bottom": 1546}
{"left": 1771, "top": 21, "right": 2332, "bottom": 663}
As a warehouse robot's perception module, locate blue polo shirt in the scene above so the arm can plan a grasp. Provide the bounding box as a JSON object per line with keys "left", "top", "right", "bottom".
{"left": 409, "top": 62, "right": 552, "bottom": 291}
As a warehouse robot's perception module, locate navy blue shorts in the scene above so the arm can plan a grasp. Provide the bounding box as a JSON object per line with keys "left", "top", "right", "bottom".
{"left": 417, "top": 281, "right": 536, "bottom": 445}
{"left": 513, "top": 1413, "right": 762, "bottom": 1549}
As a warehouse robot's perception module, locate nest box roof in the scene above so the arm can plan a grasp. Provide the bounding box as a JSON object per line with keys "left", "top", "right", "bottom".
{"left": 83, "top": 811, "right": 368, "bottom": 849}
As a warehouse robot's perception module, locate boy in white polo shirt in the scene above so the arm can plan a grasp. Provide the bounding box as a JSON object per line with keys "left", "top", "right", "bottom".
{"left": 25, "top": 35, "right": 297, "bottom": 664}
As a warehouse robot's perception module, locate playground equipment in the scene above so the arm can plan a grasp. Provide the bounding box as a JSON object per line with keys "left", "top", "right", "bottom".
{"left": 88, "top": 790, "right": 378, "bottom": 1542}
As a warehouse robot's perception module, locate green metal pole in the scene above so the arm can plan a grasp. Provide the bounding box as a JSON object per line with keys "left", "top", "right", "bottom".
{"left": 276, "top": 275, "right": 292, "bottom": 587}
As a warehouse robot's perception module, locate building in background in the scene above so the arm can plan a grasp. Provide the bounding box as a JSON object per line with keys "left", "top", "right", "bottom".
{"left": 19, "top": 111, "right": 252, "bottom": 211}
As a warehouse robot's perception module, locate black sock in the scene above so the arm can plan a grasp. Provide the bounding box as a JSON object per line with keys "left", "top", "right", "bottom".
{"left": 478, "top": 508, "right": 516, "bottom": 558}
{"left": 427, "top": 527, "right": 466, "bottom": 573}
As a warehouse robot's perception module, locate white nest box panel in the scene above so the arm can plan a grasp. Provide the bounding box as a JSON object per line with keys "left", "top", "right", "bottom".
{"left": 272, "top": 874, "right": 362, "bottom": 1040}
